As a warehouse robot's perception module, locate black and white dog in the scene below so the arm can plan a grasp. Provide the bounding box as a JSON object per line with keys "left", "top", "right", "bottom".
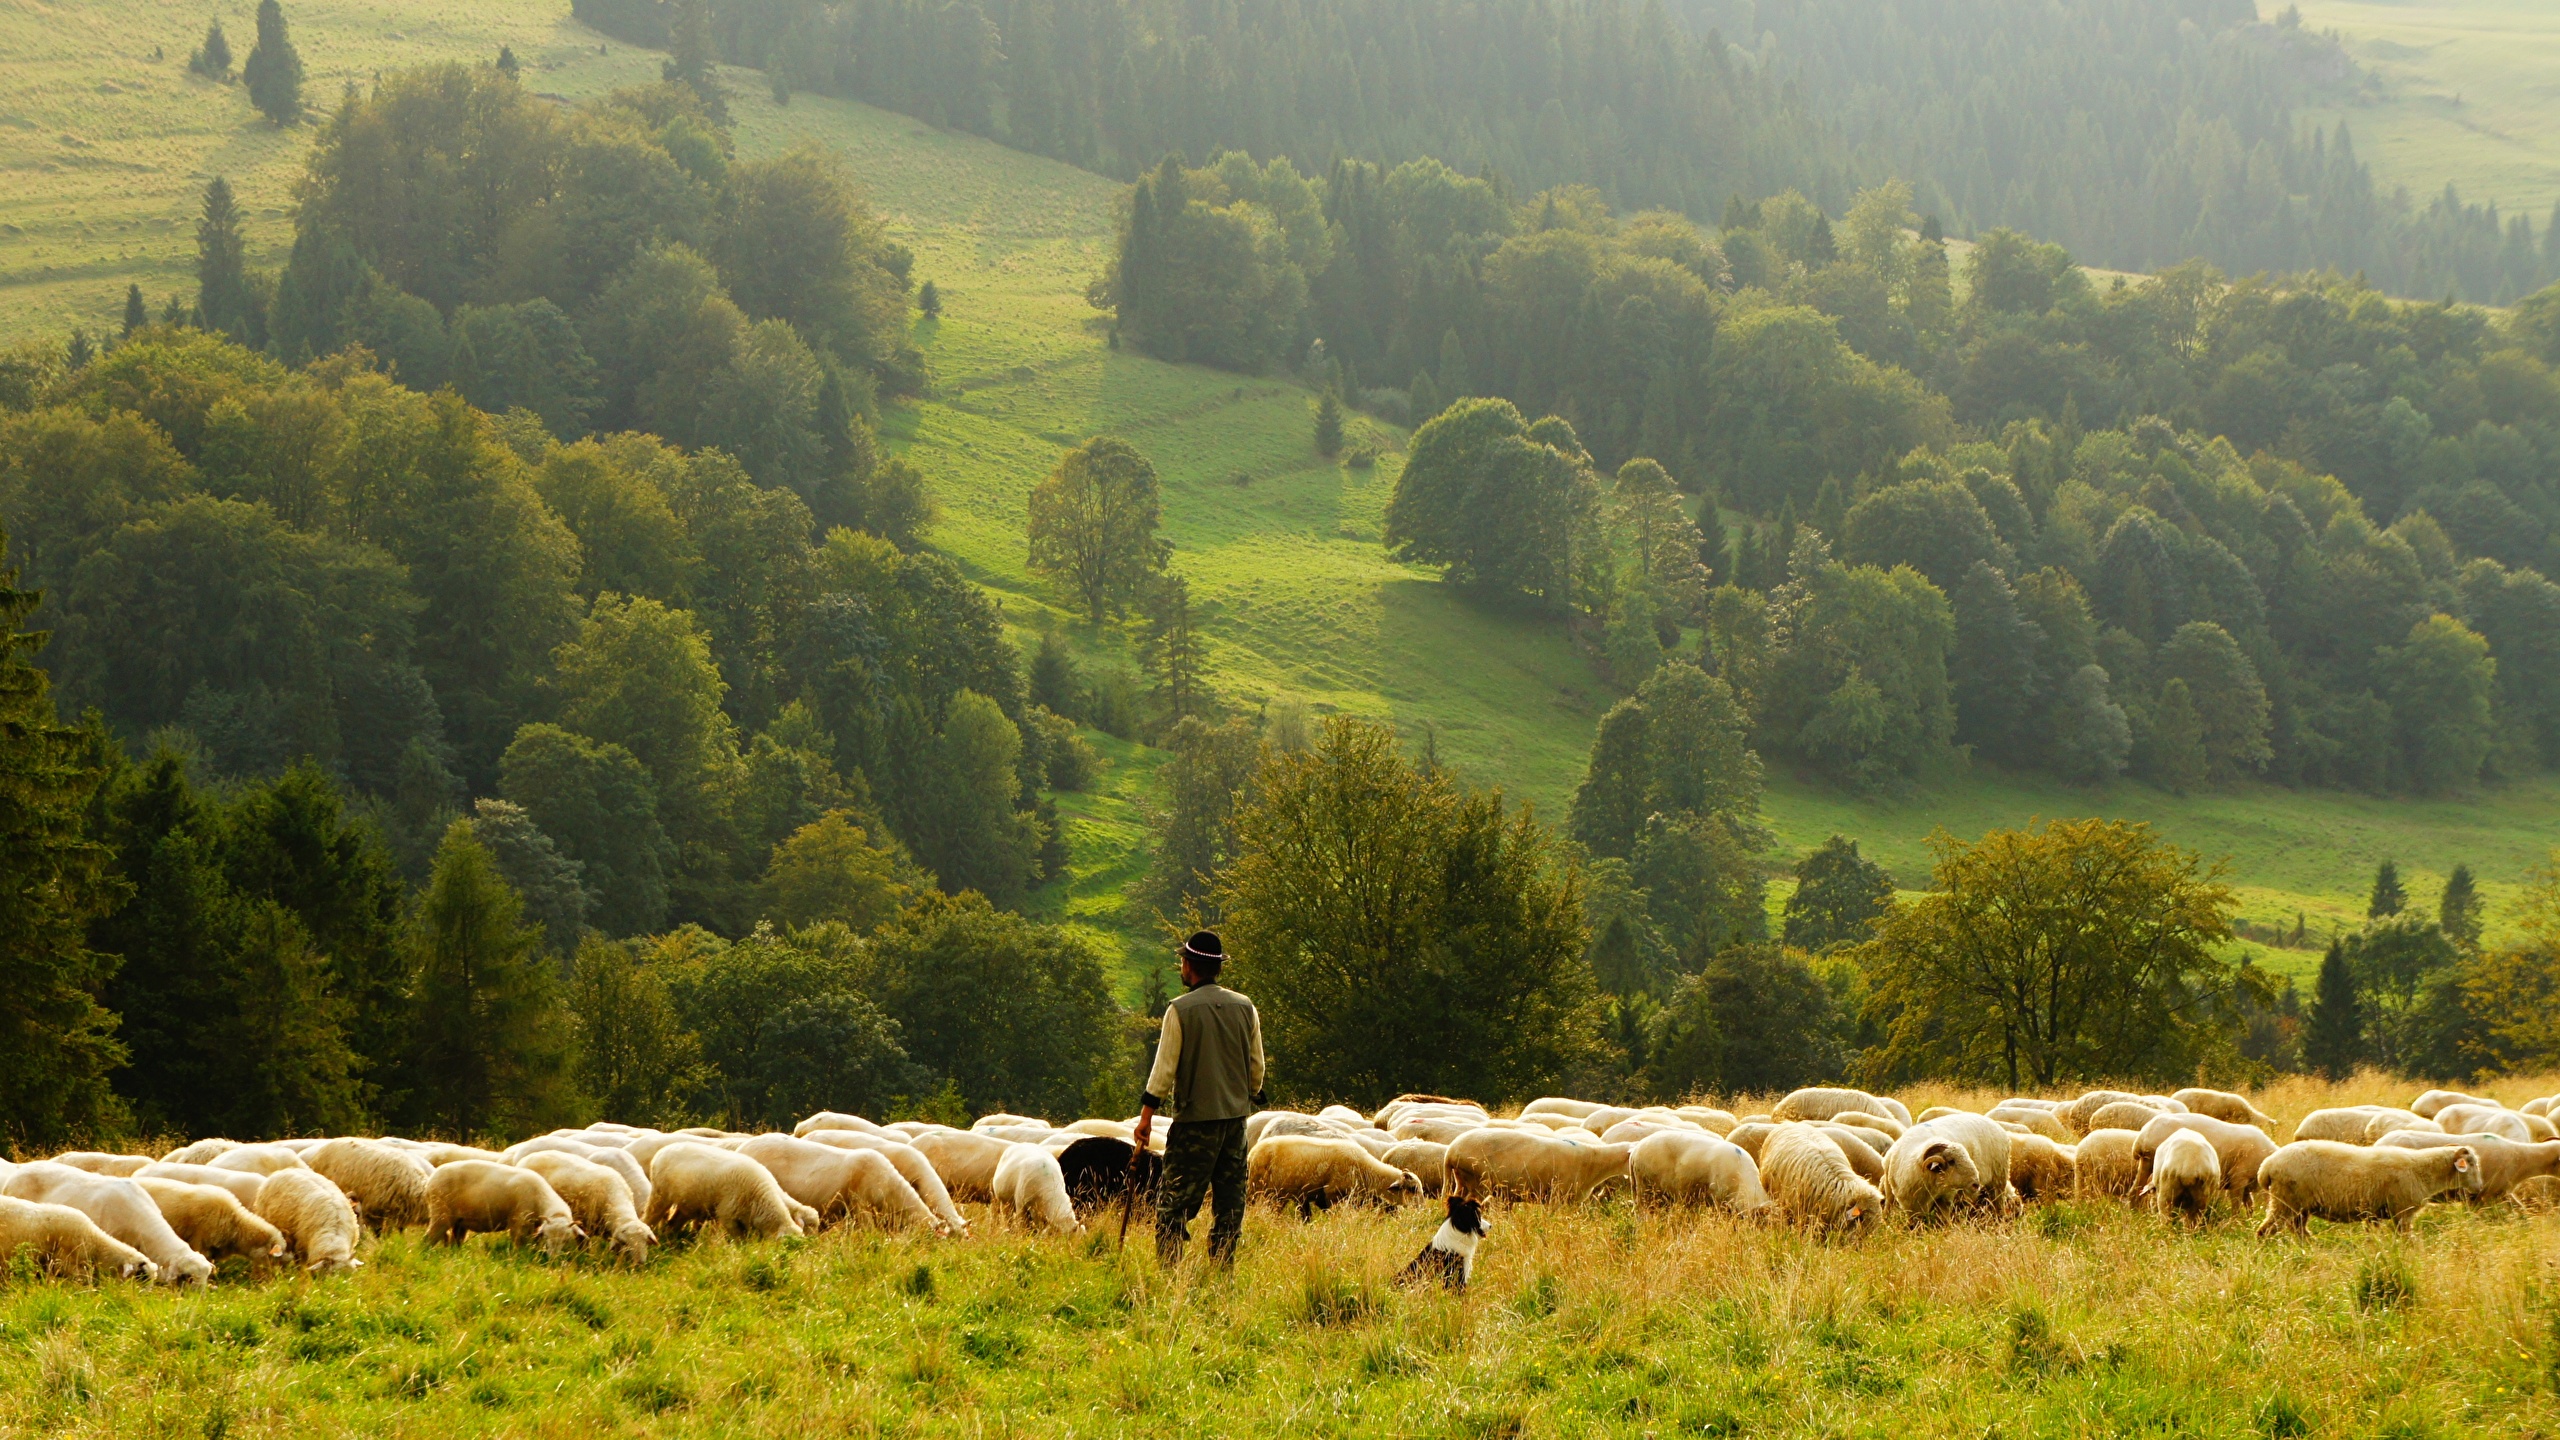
{"left": 1397, "top": 1191, "right": 1489, "bottom": 1291}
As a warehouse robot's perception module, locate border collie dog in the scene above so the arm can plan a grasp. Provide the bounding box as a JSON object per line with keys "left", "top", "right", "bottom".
{"left": 1398, "top": 1193, "right": 1488, "bottom": 1291}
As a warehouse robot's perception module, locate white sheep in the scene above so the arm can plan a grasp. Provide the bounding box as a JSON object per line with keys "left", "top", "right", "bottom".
{"left": 2169, "top": 1087, "right": 2276, "bottom": 1130}
{"left": 1815, "top": 1124, "right": 1889, "bottom": 1186}
{"left": 2410, "top": 1089, "right": 2494, "bottom": 1120}
{"left": 1443, "top": 1129, "right": 1631, "bottom": 1203}
{"left": 2430, "top": 1104, "right": 2532, "bottom": 1143}
{"left": 134, "top": 1161, "right": 266, "bottom": 1208}
{"left": 1832, "top": 1110, "right": 1906, "bottom": 1142}
{"left": 908, "top": 1129, "right": 1014, "bottom": 1203}
{"left": 2132, "top": 1114, "right": 2278, "bottom": 1201}
{"left": 417, "top": 1142, "right": 513, "bottom": 1167}
{"left": 1758, "top": 1123, "right": 1881, "bottom": 1235}
{"left": 1628, "top": 1130, "right": 1772, "bottom": 1214}
{"left": 1381, "top": 1140, "right": 1449, "bottom": 1197}
{"left": 2256, "top": 1139, "right": 2484, "bottom": 1236}
{"left": 738, "top": 1134, "right": 944, "bottom": 1234}
{"left": 1318, "top": 1104, "right": 1374, "bottom": 1129}
{"left": 2362, "top": 1110, "right": 2439, "bottom": 1144}
{"left": 1519, "top": 1097, "right": 1605, "bottom": 1121}
{"left": 304, "top": 1138, "right": 433, "bottom": 1230}
{"left": 799, "top": 1130, "right": 969, "bottom": 1234}
{"left": 1247, "top": 1136, "right": 1424, "bottom": 1215}
{"left": 426, "top": 1161, "right": 581, "bottom": 1257}
{"left": 160, "top": 1138, "right": 243, "bottom": 1166}
{"left": 49, "top": 1152, "right": 154, "bottom": 1177}
{"left": 2374, "top": 1131, "right": 2560, "bottom": 1204}
{"left": 2007, "top": 1133, "right": 2078, "bottom": 1203}
{"left": 0, "top": 1196, "right": 156, "bottom": 1281}
{"left": 1771, "top": 1087, "right": 1899, "bottom": 1125}
{"left": 2061, "top": 1091, "right": 2144, "bottom": 1135}
{"left": 2085, "top": 1100, "right": 2168, "bottom": 1134}
{"left": 646, "top": 1142, "right": 809, "bottom": 1241}
{"left": 2149, "top": 1129, "right": 2222, "bottom": 1222}
{"left": 252, "top": 1167, "right": 365, "bottom": 1273}
{"left": 2073, "top": 1130, "right": 2141, "bottom": 1199}
{"left": 1884, "top": 1114, "right": 2013, "bottom": 1216}
{"left": 1675, "top": 1106, "right": 1740, "bottom": 1135}
{"left": 972, "top": 1113, "right": 1050, "bottom": 1132}
{"left": 794, "top": 1110, "right": 897, "bottom": 1139}
{"left": 205, "top": 1143, "right": 309, "bottom": 1177}
{"left": 1986, "top": 1105, "right": 2075, "bottom": 1144}
{"left": 504, "top": 1136, "right": 654, "bottom": 1217}
{"left": 3, "top": 1162, "right": 213, "bottom": 1284}
{"left": 516, "top": 1151, "right": 654, "bottom": 1263}
{"left": 133, "top": 1177, "right": 289, "bottom": 1271}
{"left": 989, "top": 1141, "right": 1083, "bottom": 1235}
{"left": 1390, "top": 1115, "right": 1484, "bottom": 1146}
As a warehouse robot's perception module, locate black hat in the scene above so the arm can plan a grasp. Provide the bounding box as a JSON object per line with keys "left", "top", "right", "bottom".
{"left": 1181, "top": 931, "right": 1225, "bottom": 968}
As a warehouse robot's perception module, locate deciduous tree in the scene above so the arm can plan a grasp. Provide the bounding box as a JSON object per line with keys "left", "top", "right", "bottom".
{"left": 1026, "top": 436, "right": 1168, "bottom": 622}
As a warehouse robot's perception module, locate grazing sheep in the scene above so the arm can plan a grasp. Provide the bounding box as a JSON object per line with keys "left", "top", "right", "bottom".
{"left": 1629, "top": 1130, "right": 1772, "bottom": 1214}
{"left": 2170, "top": 1088, "right": 2276, "bottom": 1130}
{"left": 504, "top": 1137, "right": 653, "bottom": 1218}
{"left": 1832, "top": 1110, "right": 1906, "bottom": 1142}
{"left": 426, "top": 1161, "right": 581, "bottom": 1257}
{"left": 252, "top": 1168, "right": 364, "bottom": 1273}
{"left": 2290, "top": 1107, "right": 2388, "bottom": 1144}
{"left": 1391, "top": 1115, "right": 1485, "bottom": 1146}
{"left": 1725, "top": 1122, "right": 1780, "bottom": 1162}
{"left": 417, "top": 1143, "right": 512, "bottom": 1167}
{"left": 1886, "top": 1114, "right": 2014, "bottom": 1216}
{"left": 0, "top": 1196, "right": 156, "bottom": 1281}
{"left": 989, "top": 1142, "right": 1084, "bottom": 1235}
{"left": 617, "top": 1133, "right": 694, "bottom": 1173}
{"left": 909, "top": 1129, "right": 1015, "bottom": 1203}
{"left": 2256, "top": 1140, "right": 2484, "bottom": 1236}
{"left": 160, "top": 1139, "right": 243, "bottom": 1166}
{"left": 1381, "top": 1140, "right": 1450, "bottom": 1197}
{"left": 205, "top": 1144, "right": 309, "bottom": 1177}
{"left": 738, "top": 1134, "right": 943, "bottom": 1234}
{"left": 2524, "top": 1097, "right": 2554, "bottom": 1119}
{"left": 794, "top": 1111, "right": 895, "bottom": 1140}
{"left": 3, "top": 1163, "right": 213, "bottom": 1284}
{"left": 1675, "top": 1107, "right": 1741, "bottom": 1135}
{"left": 304, "top": 1139, "right": 432, "bottom": 1230}
{"left": 1318, "top": 1105, "right": 1373, "bottom": 1129}
{"left": 134, "top": 1162, "right": 265, "bottom": 1208}
{"left": 1051, "top": 1136, "right": 1161, "bottom": 1219}
{"left": 1758, "top": 1124, "right": 1881, "bottom": 1235}
{"left": 2362, "top": 1110, "right": 2438, "bottom": 1145}
{"left": 2525, "top": 1113, "right": 2560, "bottom": 1143}
{"left": 1248, "top": 1136, "right": 1424, "bottom": 1216}
{"left": 1063, "top": 1117, "right": 1136, "bottom": 1142}
{"left": 516, "top": 1152, "right": 653, "bottom": 1263}
{"left": 1444, "top": 1130, "right": 1632, "bottom": 1203}
{"left": 133, "top": 1177, "right": 288, "bottom": 1270}
{"left": 2074, "top": 1130, "right": 2141, "bottom": 1199}
{"left": 2374, "top": 1131, "right": 2560, "bottom": 1204}
{"left": 2431, "top": 1104, "right": 2532, "bottom": 1143}
{"left": 2132, "top": 1114, "right": 2278, "bottom": 1201}
{"left": 2149, "top": 1130, "right": 2223, "bottom": 1222}
{"left": 1520, "top": 1097, "right": 1606, "bottom": 1121}
{"left": 1987, "top": 1105, "right": 2075, "bottom": 1144}
{"left": 50, "top": 1152, "right": 153, "bottom": 1177}
{"left": 1815, "top": 1125, "right": 1889, "bottom": 1186}
{"left": 1258, "top": 1113, "right": 1357, "bottom": 1145}
{"left": 973, "top": 1113, "right": 1049, "bottom": 1133}
{"left": 646, "top": 1143, "right": 807, "bottom": 1242}
{"left": 1996, "top": 1097, "right": 2066, "bottom": 1113}
{"left": 1598, "top": 1117, "right": 1696, "bottom": 1146}
{"left": 2410, "top": 1090, "right": 2494, "bottom": 1121}
{"left": 2007, "top": 1134, "right": 2079, "bottom": 1202}
{"left": 2062, "top": 1091, "right": 2144, "bottom": 1135}
{"left": 2085, "top": 1101, "right": 2167, "bottom": 1134}
{"left": 800, "top": 1130, "right": 969, "bottom": 1234}
{"left": 1772, "top": 1087, "right": 1899, "bottom": 1125}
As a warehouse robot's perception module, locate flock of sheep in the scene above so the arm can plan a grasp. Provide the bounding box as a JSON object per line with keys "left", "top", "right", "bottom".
{"left": 1, "top": 1082, "right": 2546, "bottom": 1285}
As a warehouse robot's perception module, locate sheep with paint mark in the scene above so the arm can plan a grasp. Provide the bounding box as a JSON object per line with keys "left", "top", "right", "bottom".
{"left": 253, "top": 1167, "right": 365, "bottom": 1273}
{"left": 3, "top": 1162, "right": 213, "bottom": 1284}
{"left": 2255, "top": 1139, "right": 2484, "bottom": 1236}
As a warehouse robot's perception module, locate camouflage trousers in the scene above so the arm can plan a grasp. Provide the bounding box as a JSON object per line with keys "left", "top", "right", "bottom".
{"left": 1156, "top": 1118, "right": 1248, "bottom": 1267}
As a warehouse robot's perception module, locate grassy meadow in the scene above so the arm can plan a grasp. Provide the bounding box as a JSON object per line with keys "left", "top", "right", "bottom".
{"left": 10, "top": 1072, "right": 2560, "bottom": 1438}
{"left": 2295, "top": 0, "right": 2560, "bottom": 217}
{"left": 4, "top": 1, "right": 2559, "bottom": 994}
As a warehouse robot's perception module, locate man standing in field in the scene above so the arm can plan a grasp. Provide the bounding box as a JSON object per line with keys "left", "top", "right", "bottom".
{"left": 1131, "top": 931, "right": 1265, "bottom": 1267}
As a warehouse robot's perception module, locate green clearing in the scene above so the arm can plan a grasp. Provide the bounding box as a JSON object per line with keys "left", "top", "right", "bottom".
{"left": 2295, "top": 0, "right": 2560, "bottom": 217}
{"left": 5, "top": 2, "right": 2557, "bottom": 993}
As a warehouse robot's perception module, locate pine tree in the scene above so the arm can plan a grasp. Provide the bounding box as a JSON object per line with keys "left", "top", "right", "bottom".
{"left": 496, "top": 45, "right": 520, "bottom": 80}
{"left": 122, "top": 283, "right": 146, "bottom": 336}
{"left": 919, "top": 280, "right": 942, "bottom": 318}
{"left": 0, "top": 538, "right": 125, "bottom": 1147}
{"left": 403, "top": 819, "right": 575, "bottom": 1137}
{"left": 189, "top": 18, "right": 232, "bottom": 78}
{"left": 195, "top": 176, "right": 252, "bottom": 342}
{"left": 1142, "top": 574, "right": 1205, "bottom": 724}
{"left": 65, "top": 328, "right": 92, "bottom": 370}
{"left": 242, "top": 0, "right": 304, "bottom": 125}
{"left": 663, "top": 0, "right": 726, "bottom": 120}
{"left": 2303, "top": 939, "right": 2365, "bottom": 1080}
{"left": 2438, "top": 863, "right": 2483, "bottom": 949}
{"left": 1314, "top": 388, "right": 1344, "bottom": 456}
{"left": 1408, "top": 367, "right": 1441, "bottom": 425}
{"left": 2368, "top": 859, "right": 2405, "bottom": 918}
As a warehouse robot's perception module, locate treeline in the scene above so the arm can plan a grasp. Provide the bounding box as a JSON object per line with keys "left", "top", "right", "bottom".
{"left": 577, "top": 0, "right": 2556, "bottom": 302}
{"left": 1111, "top": 159, "right": 2560, "bottom": 796}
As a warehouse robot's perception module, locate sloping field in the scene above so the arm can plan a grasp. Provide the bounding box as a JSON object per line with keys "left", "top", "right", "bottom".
{"left": 2295, "top": 0, "right": 2560, "bottom": 216}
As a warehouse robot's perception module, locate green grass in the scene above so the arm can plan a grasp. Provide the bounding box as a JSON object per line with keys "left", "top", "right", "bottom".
{"left": 6, "top": 2, "right": 2558, "bottom": 995}
{"left": 2295, "top": 0, "right": 2560, "bottom": 216}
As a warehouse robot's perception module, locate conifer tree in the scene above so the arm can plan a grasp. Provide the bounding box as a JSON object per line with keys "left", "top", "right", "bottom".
{"left": 2438, "top": 863, "right": 2483, "bottom": 949}
{"left": 0, "top": 536, "right": 124, "bottom": 1148}
{"left": 189, "top": 18, "right": 232, "bottom": 78}
{"left": 65, "top": 328, "right": 92, "bottom": 370}
{"left": 242, "top": 0, "right": 304, "bottom": 125}
{"left": 919, "top": 280, "right": 942, "bottom": 318}
{"left": 2368, "top": 859, "right": 2405, "bottom": 918}
{"left": 495, "top": 45, "right": 520, "bottom": 80}
{"left": 1408, "top": 367, "right": 1440, "bottom": 425}
{"left": 1694, "top": 484, "right": 1729, "bottom": 585}
{"left": 122, "top": 283, "right": 146, "bottom": 336}
{"left": 663, "top": 0, "right": 726, "bottom": 120}
{"left": 403, "top": 819, "right": 576, "bottom": 1137}
{"left": 195, "top": 176, "right": 252, "bottom": 341}
{"left": 2303, "top": 939, "right": 2364, "bottom": 1079}
{"left": 1314, "top": 388, "right": 1344, "bottom": 456}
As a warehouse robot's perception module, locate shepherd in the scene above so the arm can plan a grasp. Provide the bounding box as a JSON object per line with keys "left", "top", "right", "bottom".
{"left": 1131, "top": 931, "right": 1266, "bottom": 1267}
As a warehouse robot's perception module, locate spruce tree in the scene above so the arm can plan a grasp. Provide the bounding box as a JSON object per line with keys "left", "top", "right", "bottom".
{"left": 0, "top": 533, "right": 125, "bottom": 1148}
{"left": 189, "top": 18, "right": 232, "bottom": 78}
{"left": 2368, "top": 859, "right": 2405, "bottom": 918}
{"left": 663, "top": 0, "right": 726, "bottom": 120}
{"left": 2438, "top": 863, "right": 2483, "bottom": 949}
{"left": 495, "top": 45, "right": 520, "bottom": 80}
{"left": 242, "top": 0, "right": 304, "bottom": 125}
{"left": 403, "top": 819, "right": 575, "bottom": 1137}
{"left": 2303, "top": 939, "right": 2364, "bottom": 1080}
{"left": 65, "top": 328, "right": 92, "bottom": 370}
{"left": 195, "top": 176, "right": 252, "bottom": 341}
{"left": 122, "top": 283, "right": 146, "bottom": 335}
{"left": 919, "top": 280, "right": 942, "bottom": 318}
{"left": 1408, "top": 367, "right": 1440, "bottom": 425}
{"left": 1437, "top": 327, "right": 1472, "bottom": 400}
{"left": 1694, "top": 485, "right": 1729, "bottom": 585}
{"left": 1314, "top": 388, "right": 1344, "bottom": 456}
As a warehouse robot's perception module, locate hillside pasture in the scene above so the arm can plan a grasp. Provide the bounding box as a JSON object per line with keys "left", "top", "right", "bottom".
{"left": 2296, "top": 0, "right": 2560, "bottom": 217}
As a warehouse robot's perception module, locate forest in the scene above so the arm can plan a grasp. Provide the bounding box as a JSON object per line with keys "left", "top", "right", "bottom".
{"left": 572, "top": 0, "right": 2560, "bottom": 302}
